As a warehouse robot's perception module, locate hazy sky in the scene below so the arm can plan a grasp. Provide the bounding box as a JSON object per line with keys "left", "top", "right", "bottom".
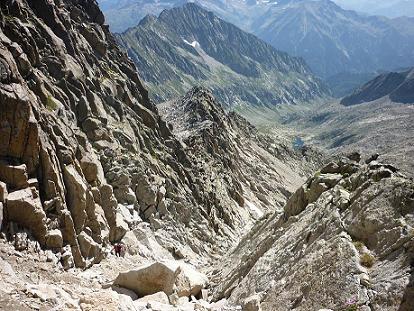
{"left": 333, "top": 0, "right": 414, "bottom": 17}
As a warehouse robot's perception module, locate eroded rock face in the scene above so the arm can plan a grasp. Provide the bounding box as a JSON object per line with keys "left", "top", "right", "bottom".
{"left": 212, "top": 158, "right": 414, "bottom": 311}
{"left": 159, "top": 87, "right": 318, "bottom": 243}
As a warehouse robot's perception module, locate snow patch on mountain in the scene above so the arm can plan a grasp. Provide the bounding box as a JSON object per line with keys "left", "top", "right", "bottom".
{"left": 183, "top": 39, "right": 200, "bottom": 48}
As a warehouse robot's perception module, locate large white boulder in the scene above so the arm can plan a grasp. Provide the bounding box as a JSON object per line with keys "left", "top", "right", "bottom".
{"left": 175, "top": 262, "right": 209, "bottom": 297}
{"left": 113, "top": 261, "right": 179, "bottom": 297}
{"left": 113, "top": 260, "right": 208, "bottom": 298}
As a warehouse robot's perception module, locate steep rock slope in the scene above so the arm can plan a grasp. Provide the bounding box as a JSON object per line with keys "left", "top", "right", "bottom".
{"left": 341, "top": 68, "right": 414, "bottom": 106}
{"left": 159, "top": 87, "right": 321, "bottom": 219}
{"left": 212, "top": 156, "right": 414, "bottom": 310}
{"left": 0, "top": 0, "right": 315, "bottom": 273}
{"left": 116, "top": 3, "right": 327, "bottom": 106}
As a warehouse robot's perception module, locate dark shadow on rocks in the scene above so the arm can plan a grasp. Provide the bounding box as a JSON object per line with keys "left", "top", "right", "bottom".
{"left": 398, "top": 259, "right": 414, "bottom": 311}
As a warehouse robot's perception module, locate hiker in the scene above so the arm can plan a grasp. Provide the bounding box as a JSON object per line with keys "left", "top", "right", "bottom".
{"left": 113, "top": 242, "right": 122, "bottom": 257}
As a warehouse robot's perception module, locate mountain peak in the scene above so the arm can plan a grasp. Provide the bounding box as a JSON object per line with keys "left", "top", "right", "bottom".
{"left": 116, "top": 3, "right": 326, "bottom": 106}
{"left": 138, "top": 14, "right": 158, "bottom": 27}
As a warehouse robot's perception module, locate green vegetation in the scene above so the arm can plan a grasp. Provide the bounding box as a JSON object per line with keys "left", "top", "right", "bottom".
{"left": 352, "top": 241, "right": 364, "bottom": 251}
{"left": 101, "top": 64, "right": 121, "bottom": 81}
{"left": 4, "top": 15, "right": 15, "bottom": 22}
{"left": 360, "top": 253, "right": 375, "bottom": 268}
{"left": 45, "top": 95, "right": 57, "bottom": 111}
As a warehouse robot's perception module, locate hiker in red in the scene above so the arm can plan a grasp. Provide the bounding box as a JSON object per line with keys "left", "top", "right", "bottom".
{"left": 113, "top": 243, "right": 122, "bottom": 257}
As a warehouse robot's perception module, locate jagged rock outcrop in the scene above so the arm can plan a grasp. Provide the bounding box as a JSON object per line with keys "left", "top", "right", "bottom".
{"left": 159, "top": 87, "right": 320, "bottom": 231}
{"left": 211, "top": 156, "right": 414, "bottom": 311}
{"left": 4, "top": 1, "right": 413, "bottom": 311}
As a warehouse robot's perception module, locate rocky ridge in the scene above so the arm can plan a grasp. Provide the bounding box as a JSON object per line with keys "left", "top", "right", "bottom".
{"left": 341, "top": 68, "right": 414, "bottom": 106}
{"left": 0, "top": 0, "right": 317, "bottom": 309}
{"left": 159, "top": 87, "right": 320, "bottom": 219}
{"left": 211, "top": 155, "right": 414, "bottom": 310}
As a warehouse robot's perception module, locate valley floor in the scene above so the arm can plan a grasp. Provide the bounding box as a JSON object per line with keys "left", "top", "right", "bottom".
{"left": 236, "top": 97, "right": 414, "bottom": 178}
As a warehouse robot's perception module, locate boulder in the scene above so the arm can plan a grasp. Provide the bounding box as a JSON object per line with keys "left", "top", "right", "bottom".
{"left": 307, "top": 180, "right": 329, "bottom": 203}
{"left": 111, "top": 286, "right": 138, "bottom": 300}
{"left": 25, "top": 283, "right": 79, "bottom": 308}
{"left": 114, "top": 186, "right": 137, "bottom": 205}
{"left": 135, "top": 175, "right": 157, "bottom": 207}
{"left": 60, "top": 246, "right": 75, "bottom": 270}
{"left": 120, "top": 230, "right": 140, "bottom": 255}
{"left": 346, "top": 152, "right": 361, "bottom": 162}
{"left": 109, "top": 212, "right": 128, "bottom": 242}
{"left": 6, "top": 188, "right": 47, "bottom": 244}
{"left": 175, "top": 263, "right": 209, "bottom": 297}
{"left": 14, "top": 231, "right": 29, "bottom": 251}
{"left": 320, "top": 162, "right": 341, "bottom": 174}
{"left": 113, "top": 261, "right": 208, "bottom": 298}
{"left": 135, "top": 291, "right": 169, "bottom": 305}
{"left": 318, "top": 174, "right": 342, "bottom": 188}
{"left": 284, "top": 185, "right": 307, "bottom": 219}
{"left": 28, "top": 178, "right": 39, "bottom": 189}
{"left": 113, "top": 261, "right": 179, "bottom": 297}
{"left": 100, "top": 184, "right": 117, "bottom": 225}
{"left": 365, "top": 153, "right": 379, "bottom": 164}
{"left": 45, "top": 229, "right": 63, "bottom": 248}
{"left": 80, "top": 154, "right": 103, "bottom": 184}
{"left": 0, "top": 162, "right": 28, "bottom": 189}
{"left": 371, "top": 167, "right": 393, "bottom": 182}
{"left": 78, "top": 231, "right": 100, "bottom": 259}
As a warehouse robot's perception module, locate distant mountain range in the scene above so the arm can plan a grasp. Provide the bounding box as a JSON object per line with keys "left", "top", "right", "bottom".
{"left": 334, "top": 0, "right": 414, "bottom": 18}
{"left": 99, "top": 0, "right": 414, "bottom": 94}
{"left": 116, "top": 3, "right": 327, "bottom": 106}
{"left": 252, "top": 0, "right": 414, "bottom": 79}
